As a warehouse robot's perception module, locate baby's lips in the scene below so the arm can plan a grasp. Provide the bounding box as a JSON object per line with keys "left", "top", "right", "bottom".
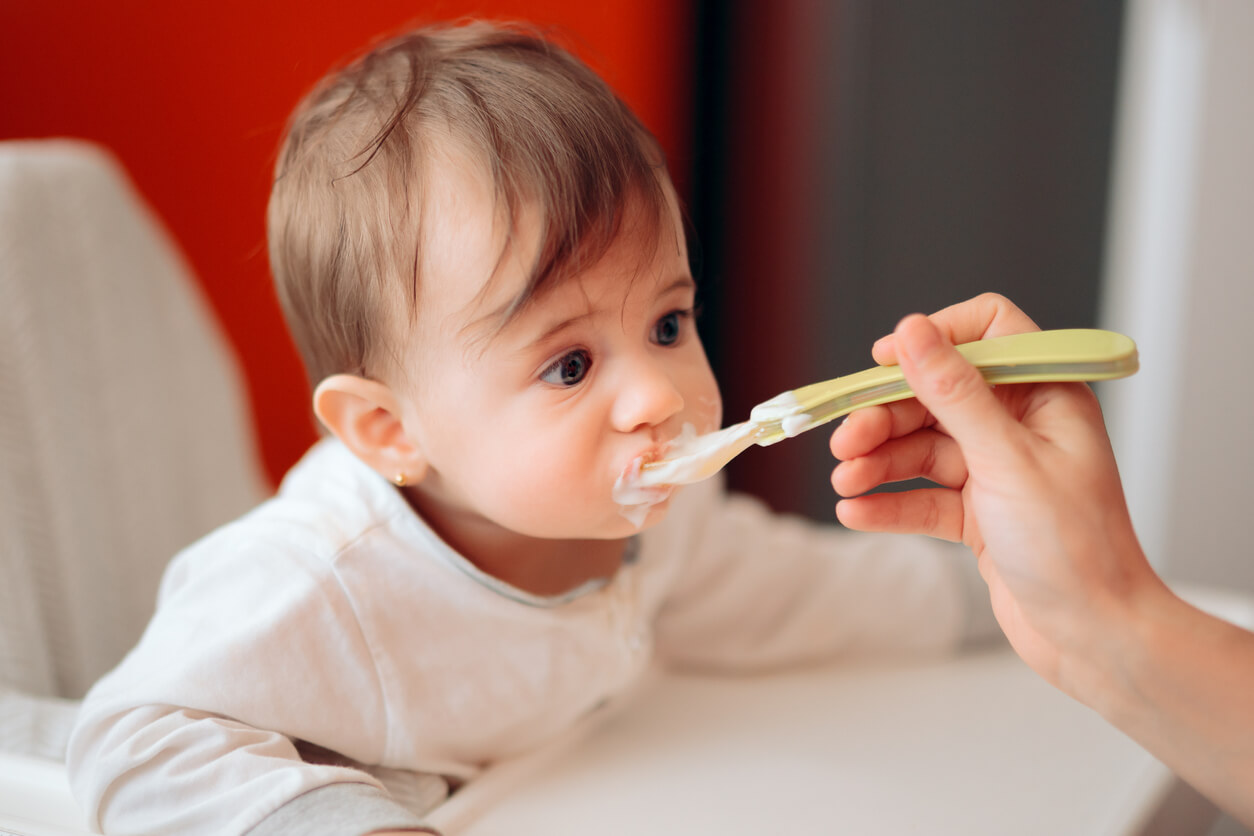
{"left": 613, "top": 451, "right": 671, "bottom": 497}
{"left": 640, "top": 435, "right": 682, "bottom": 466}
{"left": 615, "top": 429, "right": 688, "bottom": 491}
{"left": 622, "top": 445, "right": 661, "bottom": 476}
{"left": 622, "top": 455, "right": 645, "bottom": 480}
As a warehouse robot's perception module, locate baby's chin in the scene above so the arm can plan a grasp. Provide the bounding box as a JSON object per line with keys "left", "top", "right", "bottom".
{"left": 613, "top": 493, "right": 674, "bottom": 534}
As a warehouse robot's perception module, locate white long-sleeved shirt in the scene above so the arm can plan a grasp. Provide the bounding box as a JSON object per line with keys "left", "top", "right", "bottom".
{"left": 68, "top": 439, "right": 989, "bottom": 835}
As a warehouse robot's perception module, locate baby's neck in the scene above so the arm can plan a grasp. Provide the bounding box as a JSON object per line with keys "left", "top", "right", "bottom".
{"left": 401, "top": 488, "right": 628, "bottom": 596}
{"left": 471, "top": 536, "right": 627, "bottom": 597}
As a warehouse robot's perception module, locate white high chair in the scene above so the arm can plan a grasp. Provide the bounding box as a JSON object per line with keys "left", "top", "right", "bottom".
{"left": 0, "top": 139, "right": 266, "bottom": 834}
{"left": 0, "top": 139, "right": 1241, "bottom": 836}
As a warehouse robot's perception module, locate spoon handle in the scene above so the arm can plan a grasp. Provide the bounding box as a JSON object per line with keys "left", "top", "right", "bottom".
{"left": 749, "top": 329, "right": 1138, "bottom": 446}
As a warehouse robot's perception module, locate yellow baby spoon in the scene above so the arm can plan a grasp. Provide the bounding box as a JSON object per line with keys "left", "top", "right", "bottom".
{"left": 638, "top": 328, "right": 1138, "bottom": 486}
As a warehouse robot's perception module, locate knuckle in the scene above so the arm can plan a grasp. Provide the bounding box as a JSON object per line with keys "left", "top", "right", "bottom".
{"left": 919, "top": 440, "right": 939, "bottom": 479}
{"left": 975, "top": 291, "right": 1030, "bottom": 327}
{"left": 927, "top": 363, "right": 984, "bottom": 404}
{"left": 920, "top": 492, "right": 941, "bottom": 533}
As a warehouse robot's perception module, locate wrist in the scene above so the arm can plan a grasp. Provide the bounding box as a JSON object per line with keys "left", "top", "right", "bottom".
{"left": 1079, "top": 577, "right": 1215, "bottom": 732}
{"left": 1051, "top": 570, "right": 1176, "bottom": 723}
{"left": 1077, "top": 581, "right": 1254, "bottom": 821}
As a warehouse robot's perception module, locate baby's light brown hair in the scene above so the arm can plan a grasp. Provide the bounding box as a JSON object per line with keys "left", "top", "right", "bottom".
{"left": 267, "top": 20, "right": 668, "bottom": 387}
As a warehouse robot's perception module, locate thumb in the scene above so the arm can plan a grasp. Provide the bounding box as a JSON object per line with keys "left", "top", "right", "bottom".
{"left": 893, "top": 313, "right": 1022, "bottom": 461}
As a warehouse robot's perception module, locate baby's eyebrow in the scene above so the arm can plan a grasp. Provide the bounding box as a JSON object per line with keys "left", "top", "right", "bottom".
{"left": 527, "top": 276, "right": 694, "bottom": 345}
{"left": 658, "top": 275, "right": 696, "bottom": 297}
{"left": 457, "top": 297, "right": 589, "bottom": 356}
{"left": 462, "top": 273, "right": 695, "bottom": 355}
{"left": 528, "top": 310, "right": 596, "bottom": 348}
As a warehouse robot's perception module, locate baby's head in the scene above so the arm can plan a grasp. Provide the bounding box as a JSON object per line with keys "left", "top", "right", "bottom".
{"left": 268, "top": 21, "right": 720, "bottom": 554}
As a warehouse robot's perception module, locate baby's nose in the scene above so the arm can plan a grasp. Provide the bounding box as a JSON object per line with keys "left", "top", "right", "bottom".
{"left": 611, "top": 360, "right": 685, "bottom": 433}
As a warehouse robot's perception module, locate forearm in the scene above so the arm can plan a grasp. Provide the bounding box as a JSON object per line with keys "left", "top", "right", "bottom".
{"left": 249, "top": 784, "right": 436, "bottom": 836}
{"left": 656, "top": 489, "right": 977, "bottom": 670}
{"left": 69, "top": 703, "right": 414, "bottom": 836}
{"left": 1087, "top": 586, "right": 1254, "bottom": 828}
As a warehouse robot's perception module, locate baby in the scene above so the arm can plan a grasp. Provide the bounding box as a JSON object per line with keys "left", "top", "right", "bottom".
{"left": 67, "top": 21, "right": 993, "bottom": 836}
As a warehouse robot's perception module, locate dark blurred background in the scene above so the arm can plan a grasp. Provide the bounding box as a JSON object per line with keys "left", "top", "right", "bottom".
{"left": 692, "top": 1, "right": 1123, "bottom": 519}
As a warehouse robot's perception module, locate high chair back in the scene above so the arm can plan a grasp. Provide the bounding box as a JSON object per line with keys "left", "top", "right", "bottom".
{"left": 0, "top": 140, "right": 266, "bottom": 758}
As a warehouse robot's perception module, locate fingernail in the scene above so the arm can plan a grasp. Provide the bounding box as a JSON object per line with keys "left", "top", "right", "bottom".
{"left": 871, "top": 334, "right": 897, "bottom": 364}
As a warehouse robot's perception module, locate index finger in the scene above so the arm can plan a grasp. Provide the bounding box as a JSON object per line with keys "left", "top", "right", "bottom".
{"left": 892, "top": 312, "right": 1027, "bottom": 473}
{"left": 830, "top": 398, "right": 932, "bottom": 461}
{"left": 872, "top": 293, "right": 1041, "bottom": 366}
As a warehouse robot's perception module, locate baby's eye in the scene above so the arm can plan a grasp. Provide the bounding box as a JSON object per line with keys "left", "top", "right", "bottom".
{"left": 540, "top": 349, "right": 592, "bottom": 386}
{"left": 652, "top": 310, "right": 689, "bottom": 346}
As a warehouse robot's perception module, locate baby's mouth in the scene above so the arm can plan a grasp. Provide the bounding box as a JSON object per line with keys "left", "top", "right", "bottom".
{"left": 614, "top": 453, "right": 665, "bottom": 496}
{"left": 620, "top": 439, "right": 675, "bottom": 483}
{"left": 620, "top": 423, "right": 701, "bottom": 486}
{"left": 637, "top": 443, "right": 669, "bottom": 469}
{"left": 612, "top": 422, "right": 704, "bottom": 510}
{"left": 644, "top": 424, "right": 696, "bottom": 464}
{"left": 611, "top": 449, "right": 676, "bottom": 529}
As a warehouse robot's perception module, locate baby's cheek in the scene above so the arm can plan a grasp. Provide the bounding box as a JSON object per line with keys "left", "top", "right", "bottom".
{"left": 693, "top": 390, "right": 723, "bottom": 434}
{"left": 521, "top": 438, "right": 602, "bottom": 496}
{"left": 497, "top": 458, "right": 593, "bottom": 532}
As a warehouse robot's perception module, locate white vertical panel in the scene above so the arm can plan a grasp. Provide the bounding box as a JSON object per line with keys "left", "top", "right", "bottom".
{"left": 1101, "top": 0, "right": 1254, "bottom": 590}
{"left": 1098, "top": 0, "right": 1207, "bottom": 568}
{"left": 1159, "top": 0, "right": 1254, "bottom": 591}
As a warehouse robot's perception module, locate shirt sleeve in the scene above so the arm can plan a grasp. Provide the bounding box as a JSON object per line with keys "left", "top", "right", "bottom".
{"left": 248, "top": 782, "right": 438, "bottom": 836}
{"left": 66, "top": 524, "right": 406, "bottom": 835}
{"left": 651, "top": 480, "right": 992, "bottom": 672}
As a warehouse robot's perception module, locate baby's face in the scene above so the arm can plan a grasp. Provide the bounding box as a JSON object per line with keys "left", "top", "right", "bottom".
{"left": 395, "top": 154, "right": 721, "bottom": 550}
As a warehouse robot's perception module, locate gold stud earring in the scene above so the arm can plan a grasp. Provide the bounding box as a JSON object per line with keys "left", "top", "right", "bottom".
{"left": 393, "top": 473, "right": 407, "bottom": 487}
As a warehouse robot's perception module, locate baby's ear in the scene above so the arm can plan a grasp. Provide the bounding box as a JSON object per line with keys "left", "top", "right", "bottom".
{"left": 313, "top": 374, "right": 428, "bottom": 486}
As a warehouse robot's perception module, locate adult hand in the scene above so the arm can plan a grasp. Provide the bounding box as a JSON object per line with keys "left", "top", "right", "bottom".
{"left": 829, "top": 293, "right": 1160, "bottom": 700}
{"left": 830, "top": 294, "right": 1254, "bottom": 829}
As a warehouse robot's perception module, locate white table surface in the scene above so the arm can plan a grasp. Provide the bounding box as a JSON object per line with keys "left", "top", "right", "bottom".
{"left": 432, "top": 649, "right": 1203, "bottom": 836}
{"left": 433, "top": 583, "right": 1249, "bottom": 835}
{"left": 3, "top": 586, "right": 1245, "bottom": 836}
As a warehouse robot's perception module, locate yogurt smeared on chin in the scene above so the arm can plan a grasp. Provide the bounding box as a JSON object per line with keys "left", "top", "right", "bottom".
{"left": 612, "top": 459, "right": 667, "bottom": 528}
{"left": 612, "top": 423, "right": 699, "bottom": 528}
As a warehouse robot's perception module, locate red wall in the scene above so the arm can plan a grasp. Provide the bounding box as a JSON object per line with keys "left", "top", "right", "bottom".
{"left": 1, "top": 1, "right": 693, "bottom": 486}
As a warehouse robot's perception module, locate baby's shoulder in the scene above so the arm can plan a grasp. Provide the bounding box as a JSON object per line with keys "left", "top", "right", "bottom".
{"left": 236, "top": 439, "right": 412, "bottom": 559}
{"left": 163, "top": 470, "right": 411, "bottom": 597}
